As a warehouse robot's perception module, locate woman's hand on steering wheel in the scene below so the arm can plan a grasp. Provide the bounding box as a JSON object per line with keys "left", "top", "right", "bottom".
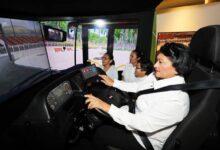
{"left": 84, "top": 94, "right": 111, "bottom": 113}
{"left": 99, "top": 75, "right": 114, "bottom": 87}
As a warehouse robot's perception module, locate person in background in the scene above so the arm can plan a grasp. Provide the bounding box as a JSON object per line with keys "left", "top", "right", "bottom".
{"left": 135, "top": 59, "right": 153, "bottom": 82}
{"left": 122, "top": 50, "right": 142, "bottom": 82}
{"left": 85, "top": 42, "right": 194, "bottom": 150}
{"left": 101, "top": 52, "right": 118, "bottom": 80}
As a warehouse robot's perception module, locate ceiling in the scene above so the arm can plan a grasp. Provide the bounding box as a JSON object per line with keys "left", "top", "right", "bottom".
{"left": 0, "top": 0, "right": 162, "bottom": 19}
{"left": 0, "top": 0, "right": 219, "bottom": 19}
{"left": 156, "top": 0, "right": 220, "bottom": 10}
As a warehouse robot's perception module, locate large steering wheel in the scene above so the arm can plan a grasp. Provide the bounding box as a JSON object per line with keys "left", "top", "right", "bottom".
{"left": 84, "top": 67, "right": 131, "bottom": 117}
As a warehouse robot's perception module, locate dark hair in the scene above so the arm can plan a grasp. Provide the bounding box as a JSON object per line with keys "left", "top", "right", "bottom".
{"left": 104, "top": 52, "right": 115, "bottom": 65}
{"left": 159, "top": 42, "right": 194, "bottom": 76}
{"left": 139, "top": 59, "right": 154, "bottom": 75}
{"left": 132, "top": 49, "right": 142, "bottom": 61}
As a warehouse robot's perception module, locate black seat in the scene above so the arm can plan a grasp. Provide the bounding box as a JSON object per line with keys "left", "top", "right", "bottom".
{"left": 162, "top": 25, "right": 220, "bottom": 150}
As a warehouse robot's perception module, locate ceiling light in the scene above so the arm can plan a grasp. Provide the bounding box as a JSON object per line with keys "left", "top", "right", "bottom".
{"left": 94, "top": 19, "right": 106, "bottom": 28}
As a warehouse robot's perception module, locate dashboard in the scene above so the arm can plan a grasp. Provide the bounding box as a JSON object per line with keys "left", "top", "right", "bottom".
{"left": 47, "top": 81, "right": 73, "bottom": 112}
{"left": 46, "top": 65, "right": 99, "bottom": 113}
{"left": 1, "top": 64, "right": 129, "bottom": 149}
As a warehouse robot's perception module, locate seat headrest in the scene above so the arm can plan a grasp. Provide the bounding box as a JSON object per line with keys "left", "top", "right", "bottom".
{"left": 189, "top": 25, "right": 220, "bottom": 69}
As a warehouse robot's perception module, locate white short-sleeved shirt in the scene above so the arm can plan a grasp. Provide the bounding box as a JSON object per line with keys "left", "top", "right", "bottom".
{"left": 100, "top": 65, "right": 118, "bottom": 80}
{"left": 122, "top": 63, "right": 137, "bottom": 82}
{"left": 135, "top": 76, "right": 148, "bottom": 82}
{"left": 108, "top": 73, "right": 190, "bottom": 150}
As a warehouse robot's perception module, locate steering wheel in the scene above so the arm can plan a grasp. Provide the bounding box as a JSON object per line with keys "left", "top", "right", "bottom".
{"left": 84, "top": 67, "right": 131, "bottom": 117}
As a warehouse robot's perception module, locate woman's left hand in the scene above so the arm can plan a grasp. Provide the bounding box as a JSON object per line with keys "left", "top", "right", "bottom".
{"left": 84, "top": 94, "right": 111, "bottom": 112}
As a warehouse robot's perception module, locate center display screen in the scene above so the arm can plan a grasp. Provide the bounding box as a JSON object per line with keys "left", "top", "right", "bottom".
{"left": 80, "top": 65, "right": 99, "bottom": 80}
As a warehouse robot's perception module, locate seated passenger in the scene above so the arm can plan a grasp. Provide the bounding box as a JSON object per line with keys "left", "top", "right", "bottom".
{"left": 135, "top": 59, "right": 153, "bottom": 82}
{"left": 122, "top": 50, "right": 142, "bottom": 82}
{"left": 101, "top": 52, "right": 118, "bottom": 80}
{"left": 85, "top": 42, "right": 193, "bottom": 150}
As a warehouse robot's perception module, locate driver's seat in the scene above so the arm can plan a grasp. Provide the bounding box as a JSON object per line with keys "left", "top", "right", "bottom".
{"left": 108, "top": 25, "right": 220, "bottom": 150}
{"left": 162, "top": 25, "right": 220, "bottom": 150}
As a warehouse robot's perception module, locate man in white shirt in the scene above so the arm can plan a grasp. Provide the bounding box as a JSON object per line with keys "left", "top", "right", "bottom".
{"left": 84, "top": 43, "right": 193, "bottom": 150}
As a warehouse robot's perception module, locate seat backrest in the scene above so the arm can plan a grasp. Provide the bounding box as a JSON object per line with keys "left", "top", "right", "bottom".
{"left": 162, "top": 25, "right": 220, "bottom": 150}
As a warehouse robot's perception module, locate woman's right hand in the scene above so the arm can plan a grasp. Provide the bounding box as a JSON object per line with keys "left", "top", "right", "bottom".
{"left": 99, "top": 75, "right": 114, "bottom": 87}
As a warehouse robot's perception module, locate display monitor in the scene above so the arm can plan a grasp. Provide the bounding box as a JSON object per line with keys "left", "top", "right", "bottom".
{"left": 80, "top": 65, "right": 99, "bottom": 80}
{"left": 43, "top": 25, "right": 66, "bottom": 42}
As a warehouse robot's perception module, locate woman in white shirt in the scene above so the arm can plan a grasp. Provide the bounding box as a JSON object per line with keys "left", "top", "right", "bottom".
{"left": 101, "top": 52, "right": 118, "bottom": 80}
{"left": 122, "top": 50, "right": 142, "bottom": 82}
{"left": 85, "top": 43, "right": 194, "bottom": 150}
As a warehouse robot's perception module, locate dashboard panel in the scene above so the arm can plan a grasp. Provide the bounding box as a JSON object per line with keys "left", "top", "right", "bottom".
{"left": 47, "top": 81, "right": 73, "bottom": 112}
{"left": 1, "top": 64, "right": 129, "bottom": 149}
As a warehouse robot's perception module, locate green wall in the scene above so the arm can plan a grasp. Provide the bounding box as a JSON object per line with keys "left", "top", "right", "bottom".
{"left": 150, "top": 12, "right": 157, "bottom": 64}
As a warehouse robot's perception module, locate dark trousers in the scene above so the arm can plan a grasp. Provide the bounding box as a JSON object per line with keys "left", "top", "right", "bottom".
{"left": 93, "top": 124, "right": 146, "bottom": 150}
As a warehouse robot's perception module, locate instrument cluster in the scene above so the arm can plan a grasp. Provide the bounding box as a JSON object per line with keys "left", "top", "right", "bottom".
{"left": 47, "top": 81, "right": 73, "bottom": 112}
